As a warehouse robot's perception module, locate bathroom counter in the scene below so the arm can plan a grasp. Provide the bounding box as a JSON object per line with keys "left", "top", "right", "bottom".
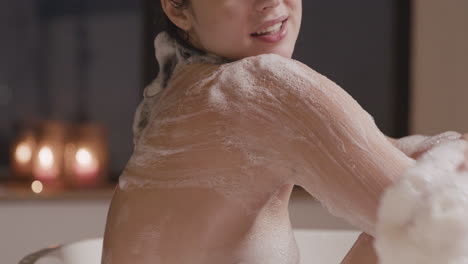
{"left": 0, "top": 182, "right": 353, "bottom": 230}
{"left": 0, "top": 181, "right": 310, "bottom": 202}
{"left": 0, "top": 183, "right": 355, "bottom": 263}
{"left": 0, "top": 180, "right": 116, "bottom": 201}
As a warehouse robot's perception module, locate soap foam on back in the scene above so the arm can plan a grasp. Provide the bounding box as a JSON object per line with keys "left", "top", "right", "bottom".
{"left": 120, "top": 52, "right": 416, "bottom": 236}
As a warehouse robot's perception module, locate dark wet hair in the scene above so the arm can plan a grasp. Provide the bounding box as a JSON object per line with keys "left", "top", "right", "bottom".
{"left": 157, "top": 0, "right": 205, "bottom": 54}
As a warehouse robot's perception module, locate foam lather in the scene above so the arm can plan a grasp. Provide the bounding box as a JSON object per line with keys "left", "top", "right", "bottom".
{"left": 376, "top": 140, "right": 468, "bottom": 264}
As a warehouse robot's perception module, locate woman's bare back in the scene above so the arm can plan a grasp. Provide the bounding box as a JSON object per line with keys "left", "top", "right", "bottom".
{"left": 103, "top": 178, "right": 299, "bottom": 263}
{"left": 102, "top": 53, "right": 415, "bottom": 263}
{"left": 102, "top": 60, "right": 303, "bottom": 263}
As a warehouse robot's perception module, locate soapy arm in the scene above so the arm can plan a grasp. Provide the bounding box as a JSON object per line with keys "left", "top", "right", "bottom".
{"left": 215, "top": 56, "right": 417, "bottom": 235}
{"left": 262, "top": 61, "right": 416, "bottom": 236}
{"left": 156, "top": 55, "right": 416, "bottom": 236}
{"left": 274, "top": 60, "right": 461, "bottom": 235}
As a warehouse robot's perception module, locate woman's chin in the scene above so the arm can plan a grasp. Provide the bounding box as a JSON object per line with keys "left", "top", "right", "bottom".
{"left": 249, "top": 47, "right": 294, "bottom": 59}
{"left": 226, "top": 45, "right": 295, "bottom": 61}
{"left": 264, "top": 49, "right": 294, "bottom": 59}
{"left": 274, "top": 49, "right": 294, "bottom": 59}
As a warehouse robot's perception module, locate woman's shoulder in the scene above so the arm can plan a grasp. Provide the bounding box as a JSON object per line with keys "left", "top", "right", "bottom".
{"left": 233, "top": 53, "right": 315, "bottom": 72}
{"left": 175, "top": 53, "right": 320, "bottom": 89}
{"left": 218, "top": 54, "right": 322, "bottom": 87}
{"left": 162, "top": 53, "right": 327, "bottom": 118}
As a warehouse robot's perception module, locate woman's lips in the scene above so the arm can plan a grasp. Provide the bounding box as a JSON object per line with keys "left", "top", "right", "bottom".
{"left": 251, "top": 16, "right": 289, "bottom": 35}
{"left": 251, "top": 18, "right": 288, "bottom": 43}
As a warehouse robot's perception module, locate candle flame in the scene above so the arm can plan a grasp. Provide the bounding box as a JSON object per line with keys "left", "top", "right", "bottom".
{"left": 31, "top": 180, "right": 43, "bottom": 193}
{"left": 76, "top": 148, "right": 94, "bottom": 167}
{"left": 15, "top": 142, "right": 32, "bottom": 164}
{"left": 38, "top": 146, "right": 54, "bottom": 169}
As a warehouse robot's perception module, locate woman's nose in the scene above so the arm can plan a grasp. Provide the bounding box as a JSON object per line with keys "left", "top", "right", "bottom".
{"left": 255, "top": 0, "right": 280, "bottom": 12}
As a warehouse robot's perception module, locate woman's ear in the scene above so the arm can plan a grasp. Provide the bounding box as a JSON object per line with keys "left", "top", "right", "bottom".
{"left": 160, "top": 0, "right": 193, "bottom": 32}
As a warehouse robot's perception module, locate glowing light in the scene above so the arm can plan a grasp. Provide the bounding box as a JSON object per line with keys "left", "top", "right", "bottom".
{"left": 31, "top": 180, "right": 43, "bottom": 193}
{"left": 15, "top": 142, "right": 32, "bottom": 164}
{"left": 76, "top": 148, "right": 93, "bottom": 166}
{"left": 38, "top": 146, "right": 54, "bottom": 169}
{"left": 74, "top": 147, "right": 99, "bottom": 180}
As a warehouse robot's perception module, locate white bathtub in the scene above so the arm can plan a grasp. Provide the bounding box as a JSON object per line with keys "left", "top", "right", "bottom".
{"left": 294, "top": 229, "right": 360, "bottom": 263}
{"left": 23, "top": 230, "right": 359, "bottom": 264}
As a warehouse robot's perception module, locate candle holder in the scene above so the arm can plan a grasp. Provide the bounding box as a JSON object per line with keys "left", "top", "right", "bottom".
{"left": 10, "top": 126, "right": 37, "bottom": 181}
{"left": 9, "top": 119, "right": 110, "bottom": 192}
{"left": 63, "top": 122, "right": 109, "bottom": 189}
{"left": 31, "top": 120, "right": 68, "bottom": 190}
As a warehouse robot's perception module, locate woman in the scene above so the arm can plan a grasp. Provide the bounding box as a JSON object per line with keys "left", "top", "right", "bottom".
{"left": 102, "top": 0, "right": 467, "bottom": 263}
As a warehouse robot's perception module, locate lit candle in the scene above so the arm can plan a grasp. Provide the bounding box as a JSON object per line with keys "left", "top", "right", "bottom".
{"left": 15, "top": 142, "right": 32, "bottom": 165}
{"left": 73, "top": 147, "right": 99, "bottom": 184}
{"left": 32, "top": 145, "right": 60, "bottom": 182}
{"left": 63, "top": 122, "right": 109, "bottom": 189}
{"left": 11, "top": 130, "right": 36, "bottom": 180}
{"left": 30, "top": 120, "right": 68, "bottom": 189}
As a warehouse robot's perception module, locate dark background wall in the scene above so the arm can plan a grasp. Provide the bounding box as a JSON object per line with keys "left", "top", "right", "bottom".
{"left": 0, "top": 0, "right": 143, "bottom": 181}
{"left": 294, "top": 1, "right": 409, "bottom": 138}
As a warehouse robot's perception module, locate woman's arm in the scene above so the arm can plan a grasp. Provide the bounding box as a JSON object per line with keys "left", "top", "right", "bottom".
{"left": 242, "top": 55, "right": 416, "bottom": 235}
{"left": 282, "top": 79, "right": 416, "bottom": 235}
{"left": 208, "top": 54, "right": 416, "bottom": 235}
